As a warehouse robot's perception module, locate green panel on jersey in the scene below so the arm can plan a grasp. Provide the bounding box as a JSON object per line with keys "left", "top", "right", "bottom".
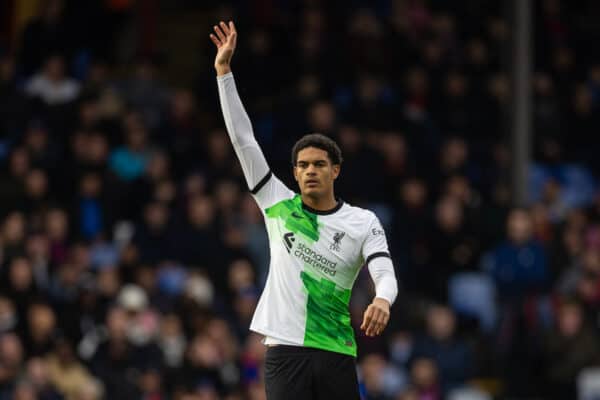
{"left": 301, "top": 271, "right": 356, "bottom": 357}
{"left": 265, "top": 195, "right": 320, "bottom": 242}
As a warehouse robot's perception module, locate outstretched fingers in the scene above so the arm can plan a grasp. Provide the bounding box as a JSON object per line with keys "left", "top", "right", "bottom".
{"left": 209, "top": 33, "right": 221, "bottom": 47}
{"left": 221, "top": 21, "right": 237, "bottom": 47}
{"left": 214, "top": 24, "right": 227, "bottom": 43}
{"left": 219, "top": 21, "right": 230, "bottom": 36}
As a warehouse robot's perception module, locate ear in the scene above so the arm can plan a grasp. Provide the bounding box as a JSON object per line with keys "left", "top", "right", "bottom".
{"left": 293, "top": 166, "right": 300, "bottom": 182}
{"left": 332, "top": 164, "right": 340, "bottom": 180}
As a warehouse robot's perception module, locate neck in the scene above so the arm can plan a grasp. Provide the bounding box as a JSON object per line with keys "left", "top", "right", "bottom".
{"left": 301, "top": 192, "right": 338, "bottom": 212}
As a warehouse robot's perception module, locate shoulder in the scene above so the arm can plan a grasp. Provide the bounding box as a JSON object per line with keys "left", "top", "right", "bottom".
{"left": 339, "top": 202, "right": 379, "bottom": 223}
{"left": 335, "top": 203, "right": 381, "bottom": 238}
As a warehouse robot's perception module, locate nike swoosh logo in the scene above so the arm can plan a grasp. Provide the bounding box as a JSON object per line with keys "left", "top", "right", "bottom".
{"left": 291, "top": 212, "right": 304, "bottom": 219}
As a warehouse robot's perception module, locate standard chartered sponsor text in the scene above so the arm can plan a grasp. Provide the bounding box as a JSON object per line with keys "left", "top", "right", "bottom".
{"left": 294, "top": 243, "right": 337, "bottom": 276}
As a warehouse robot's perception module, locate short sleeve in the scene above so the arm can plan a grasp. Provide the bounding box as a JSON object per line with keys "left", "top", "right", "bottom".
{"left": 251, "top": 172, "right": 296, "bottom": 211}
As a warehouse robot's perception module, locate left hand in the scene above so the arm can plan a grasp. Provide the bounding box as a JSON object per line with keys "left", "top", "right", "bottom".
{"left": 360, "top": 297, "right": 390, "bottom": 337}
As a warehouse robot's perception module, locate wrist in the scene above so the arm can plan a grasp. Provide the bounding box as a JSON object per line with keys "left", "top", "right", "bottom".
{"left": 373, "top": 297, "right": 390, "bottom": 308}
{"left": 216, "top": 65, "right": 231, "bottom": 76}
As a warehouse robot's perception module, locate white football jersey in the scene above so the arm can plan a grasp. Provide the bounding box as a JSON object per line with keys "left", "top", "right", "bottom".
{"left": 250, "top": 174, "right": 390, "bottom": 356}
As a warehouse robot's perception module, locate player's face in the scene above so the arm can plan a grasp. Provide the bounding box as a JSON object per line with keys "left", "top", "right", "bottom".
{"left": 293, "top": 147, "right": 340, "bottom": 198}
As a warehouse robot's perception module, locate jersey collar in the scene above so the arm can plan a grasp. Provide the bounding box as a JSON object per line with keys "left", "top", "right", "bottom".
{"left": 301, "top": 198, "right": 344, "bottom": 215}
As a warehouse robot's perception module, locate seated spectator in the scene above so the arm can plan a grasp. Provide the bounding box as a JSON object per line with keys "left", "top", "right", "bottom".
{"left": 46, "top": 338, "right": 99, "bottom": 400}
{"left": 88, "top": 306, "right": 161, "bottom": 399}
{"left": 482, "top": 208, "right": 548, "bottom": 299}
{"left": 25, "top": 55, "right": 80, "bottom": 105}
{"left": 0, "top": 211, "right": 27, "bottom": 262}
{"left": 24, "top": 302, "right": 57, "bottom": 358}
{"left": 175, "top": 333, "right": 225, "bottom": 395}
{"left": 422, "top": 195, "right": 479, "bottom": 301}
{"left": 11, "top": 381, "right": 37, "bottom": 400}
{"left": 0, "top": 297, "right": 17, "bottom": 334}
{"left": 3, "top": 257, "right": 43, "bottom": 334}
{"left": 408, "top": 357, "right": 441, "bottom": 400}
{"left": 412, "top": 305, "right": 473, "bottom": 394}
{"left": 359, "top": 352, "right": 407, "bottom": 399}
{"left": 0, "top": 333, "right": 25, "bottom": 398}
{"left": 108, "top": 113, "right": 153, "bottom": 182}
{"left": 23, "top": 357, "right": 63, "bottom": 400}
{"left": 541, "top": 300, "right": 600, "bottom": 400}
{"left": 132, "top": 202, "right": 174, "bottom": 264}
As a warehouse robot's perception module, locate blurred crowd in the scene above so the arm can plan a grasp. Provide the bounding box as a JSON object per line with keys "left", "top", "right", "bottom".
{"left": 1, "top": 0, "right": 600, "bottom": 399}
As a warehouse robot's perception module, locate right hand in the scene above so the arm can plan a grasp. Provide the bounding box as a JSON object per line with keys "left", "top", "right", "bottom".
{"left": 210, "top": 21, "right": 237, "bottom": 76}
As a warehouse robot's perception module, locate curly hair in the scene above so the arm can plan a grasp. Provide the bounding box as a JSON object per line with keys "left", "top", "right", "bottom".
{"left": 291, "top": 133, "right": 343, "bottom": 166}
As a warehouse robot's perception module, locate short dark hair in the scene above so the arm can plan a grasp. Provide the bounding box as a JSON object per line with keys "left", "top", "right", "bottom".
{"left": 291, "top": 133, "right": 343, "bottom": 166}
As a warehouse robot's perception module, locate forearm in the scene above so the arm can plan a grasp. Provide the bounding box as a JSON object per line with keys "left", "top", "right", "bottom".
{"left": 217, "top": 72, "right": 270, "bottom": 189}
{"left": 217, "top": 72, "right": 254, "bottom": 146}
{"left": 368, "top": 257, "right": 398, "bottom": 305}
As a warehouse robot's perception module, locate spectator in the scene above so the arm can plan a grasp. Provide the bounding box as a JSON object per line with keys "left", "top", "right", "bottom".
{"left": 24, "top": 357, "right": 63, "bottom": 400}
{"left": 0, "top": 333, "right": 25, "bottom": 398}
{"left": 25, "top": 55, "right": 80, "bottom": 105}
{"left": 1, "top": 211, "right": 27, "bottom": 261}
{"left": 421, "top": 195, "right": 479, "bottom": 301}
{"left": 11, "top": 381, "right": 37, "bottom": 400}
{"left": 88, "top": 306, "right": 158, "bottom": 399}
{"left": 411, "top": 305, "right": 473, "bottom": 394}
{"left": 179, "top": 195, "right": 223, "bottom": 274}
{"left": 158, "top": 313, "right": 186, "bottom": 370}
{"left": 359, "top": 352, "right": 406, "bottom": 400}
{"left": 45, "top": 208, "right": 70, "bottom": 266}
{"left": 541, "top": 300, "right": 600, "bottom": 399}
{"left": 46, "top": 338, "right": 99, "bottom": 400}
{"left": 0, "top": 149, "right": 29, "bottom": 217}
{"left": 483, "top": 208, "right": 548, "bottom": 299}
{"left": 23, "top": 302, "right": 56, "bottom": 358}
{"left": 335, "top": 124, "right": 386, "bottom": 204}
{"left": 133, "top": 202, "right": 174, "bottom": 264}
{"left": 0, "top": 297, "right": 17, "bottom": 334}
{"left": 408, "top": 357, "right": 441, "bottom": 400}
{"left": 175, "top": 333, "right": 224, "bottom": 395}
{"left": 108, "top": 113, "right": 153, "bottom": 182}
{"left": 116, "top": 57, "right": 169, "bottom": 131}
{"left": 73, "top": 172, "right": 106, "bottom": 240}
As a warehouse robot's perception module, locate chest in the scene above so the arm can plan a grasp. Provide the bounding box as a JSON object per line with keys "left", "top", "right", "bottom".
{"left": 269, "top": 211, "right": 366, "bottom": 269}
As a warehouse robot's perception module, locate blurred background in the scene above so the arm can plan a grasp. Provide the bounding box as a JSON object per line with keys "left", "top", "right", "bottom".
{"left": 1, "top": 0, "right": 600, "bottom": 399}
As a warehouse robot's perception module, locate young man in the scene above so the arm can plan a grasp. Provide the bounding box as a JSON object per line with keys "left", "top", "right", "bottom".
{"left": 211, "top": 21, "right": 398, "bottom": 399}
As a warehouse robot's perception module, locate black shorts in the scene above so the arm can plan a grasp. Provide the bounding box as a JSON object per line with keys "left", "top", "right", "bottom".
{"left": 264, "top": 345, "right": 360, "bottom": 400}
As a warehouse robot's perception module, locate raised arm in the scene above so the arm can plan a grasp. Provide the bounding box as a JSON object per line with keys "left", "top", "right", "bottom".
{"left": 211, "top": 21, "right": 270, "bottom": 191}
